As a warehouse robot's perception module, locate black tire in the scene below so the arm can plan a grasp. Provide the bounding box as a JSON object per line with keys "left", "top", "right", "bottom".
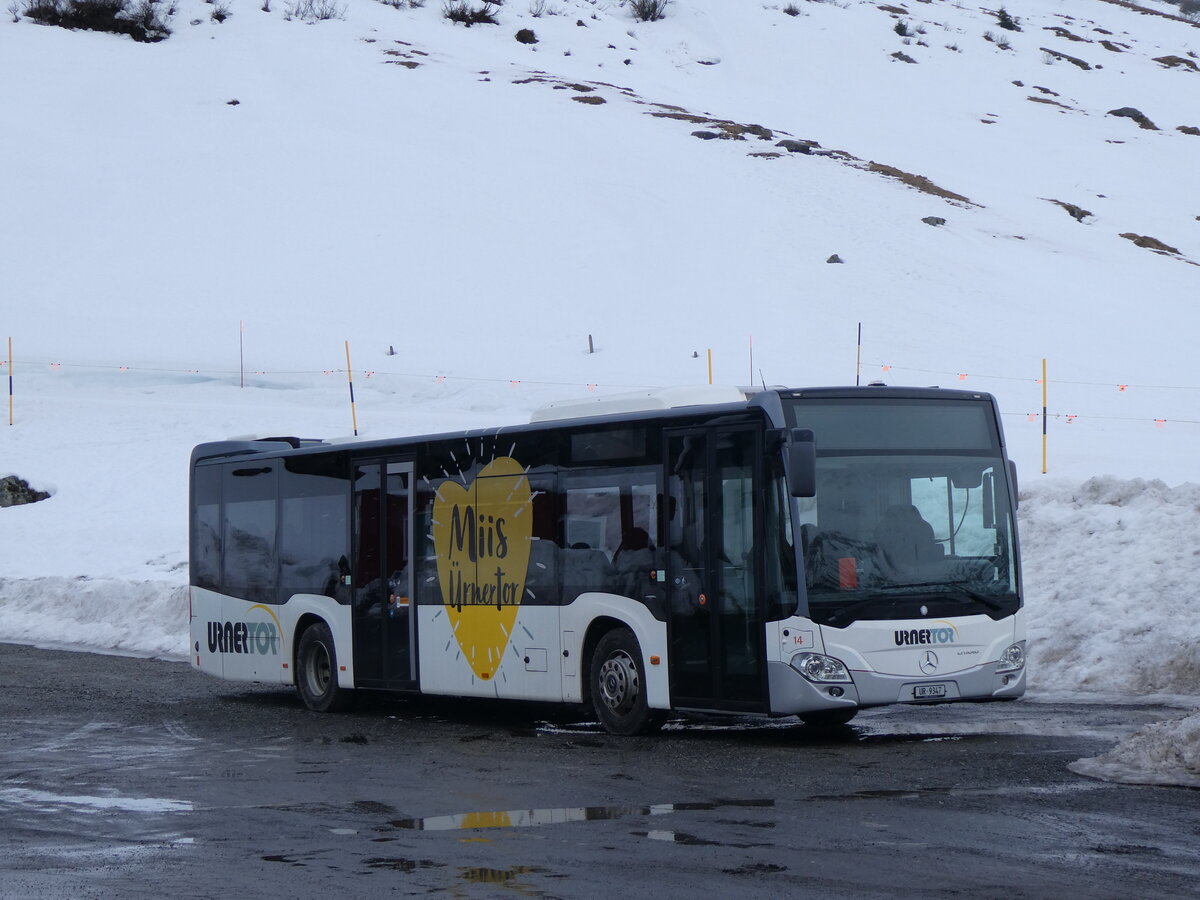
{"left": 589, "top": 628, "right": 666, "bottom": 736}
{"left": 296, "top": 622, "right": 354, "bottom": 713}
{"left": 799, "top": 707, "right": 858, "bottom": 727}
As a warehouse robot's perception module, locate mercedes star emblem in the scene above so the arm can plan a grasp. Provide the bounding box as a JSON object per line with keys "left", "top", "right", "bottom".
{"left": 919, "top": 650, "right": 939, "bottom": 675}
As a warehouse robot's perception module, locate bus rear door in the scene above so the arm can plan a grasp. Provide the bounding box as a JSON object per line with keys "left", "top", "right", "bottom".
{"left": 351, "top": 458, "right": 417, "bottom": 689}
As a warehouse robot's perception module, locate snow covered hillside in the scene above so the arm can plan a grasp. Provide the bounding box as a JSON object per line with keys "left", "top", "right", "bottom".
{"left": 2, "top": 0, "right": 1198, "bottom": 783}
{"left": 5, "top": 0, "right": 1199, "bottom": 457}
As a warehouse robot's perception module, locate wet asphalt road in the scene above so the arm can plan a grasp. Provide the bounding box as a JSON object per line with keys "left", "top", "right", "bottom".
{"left": 1, "top": 642, "right": 1198, "bottom": 899}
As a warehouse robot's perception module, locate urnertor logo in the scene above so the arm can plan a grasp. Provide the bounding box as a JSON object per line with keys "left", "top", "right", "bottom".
{"left": 894, "top": 621, "right": 959, "bottom": 647}
{"left": 207, "top": 604, "right": 282, "bottom": 656}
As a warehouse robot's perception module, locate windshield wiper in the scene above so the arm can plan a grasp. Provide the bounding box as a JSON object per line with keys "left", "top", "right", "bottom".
{"left": 818, "top": 594, "right": 906, "bottom": 628}
{"left": 814, "top": 583, "right": 1011, "bottom": 627}
{"left": 883, "top": 581, "right": 1009, "bottom": 612}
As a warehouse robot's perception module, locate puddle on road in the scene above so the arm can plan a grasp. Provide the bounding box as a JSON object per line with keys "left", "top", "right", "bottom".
{"left": 722, "top": 862, "right": 788, "bottom": 876}
{"left": 389, "top": 799, "right": 773, "bottom": 832}
{"left": 804, "top": 780, "right": 1110, "bottom": 803}
{"left": 0, "top": 785, "right": 193, "bottom": 814}
{"left": 363, "top": 856, "right": 446, "bottom": 872}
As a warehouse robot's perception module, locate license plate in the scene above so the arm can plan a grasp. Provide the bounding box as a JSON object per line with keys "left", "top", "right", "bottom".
{"left": 913, "top": 683, "right": 947, "bottom": 699}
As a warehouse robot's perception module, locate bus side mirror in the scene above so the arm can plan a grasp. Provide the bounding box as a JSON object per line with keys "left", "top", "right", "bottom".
{"left": 1008, "top": 459, "right": 1018, "bottom": 509}
{"left": 786, "top": 429, "right": 816, "bottom": 498}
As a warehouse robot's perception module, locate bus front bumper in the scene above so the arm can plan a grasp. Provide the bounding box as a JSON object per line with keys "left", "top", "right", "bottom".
{"left": 767, "top": 659, "right": 1026, "bottom": 716}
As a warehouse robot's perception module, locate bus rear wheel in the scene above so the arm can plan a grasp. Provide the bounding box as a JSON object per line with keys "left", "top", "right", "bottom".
{"left": 589, "top": 628, "right": 666, "bottom": 736}
{"left": 296, "top": 622, "right": 354, "bottom": 713}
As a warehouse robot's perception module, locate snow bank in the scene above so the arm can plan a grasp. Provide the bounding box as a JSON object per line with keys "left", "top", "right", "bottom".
{"left": 1071, "top": 712, "right": 1200, "bottom": 789}
{"left": 1017, "top": 477, "right": 1200, "bottom": 789}
{"left": 0, "top": 578, "right": 188, "bottom": 659}
{"left": 1021, "top": 477, "right": 1200, "bottom": 698}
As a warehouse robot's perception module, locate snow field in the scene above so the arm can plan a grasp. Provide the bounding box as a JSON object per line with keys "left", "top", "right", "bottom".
{"left": 2, "top": 0, "right": 1198, "bottom": 785}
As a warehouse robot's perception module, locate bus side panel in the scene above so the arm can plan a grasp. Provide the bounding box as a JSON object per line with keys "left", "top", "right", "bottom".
{"left": 190, "top": 586, "right": 224, "bottom": 678}
{"left": 417, "top": 605, "right": 562, "bottom": 702}
{"left": 209, "top": 593, "right": 289, "bottom": 684}
{"left": 560, "top": 594, "right": 669, "bottom": 709}
{"left": 197, "top": 593, "right": 352, "bottom": 687}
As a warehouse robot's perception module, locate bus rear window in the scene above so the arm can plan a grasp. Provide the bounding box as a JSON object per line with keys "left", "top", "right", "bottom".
{"left": 191, "top": 465, "right": 221, "bottom": 591}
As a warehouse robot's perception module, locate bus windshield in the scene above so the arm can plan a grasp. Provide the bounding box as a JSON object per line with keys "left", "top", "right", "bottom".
{"left": 786, "top": 399, "right": 1019, "bottom": 625}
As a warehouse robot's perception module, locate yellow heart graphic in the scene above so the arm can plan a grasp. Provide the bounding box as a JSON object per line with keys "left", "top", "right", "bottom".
{"left": 432, "top": 457, "right": 533, "bottom": 681}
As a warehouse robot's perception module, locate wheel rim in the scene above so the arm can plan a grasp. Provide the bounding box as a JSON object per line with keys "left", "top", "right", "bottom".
{"left": 598, "top": 650, "right": 639, "bottom": 715}
{"left": 306, "top": 641, "right": 332, "bottom": 696}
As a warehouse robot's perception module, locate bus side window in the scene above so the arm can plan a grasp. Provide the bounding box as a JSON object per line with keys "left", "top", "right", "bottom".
{"left": 522, "top": 473, "right": 559, "bottom": 606}
{"left": 561, "top": 468, "right": 659, "bottom": 604}
{"left": 279, "top": 454, "right": 350, "bottom": 603}
{"left": 561, "top": 478, "right": 616, "bottom": 604}
{"left": 222, "top": 464, "right": 278, "bottom": 605}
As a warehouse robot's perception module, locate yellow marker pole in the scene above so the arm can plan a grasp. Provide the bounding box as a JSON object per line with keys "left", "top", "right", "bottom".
{"left": 707, "top": 348, "right": 713, "bottom": 385}
{"left": 856, "top": 322, "right": 862, "bottom": 386}
{"left": 1041, "top": 358, "right": 1048, "bottom": 474}
{"left": 7, "top": 337, "right": 12, "bottom": 426}
{"left": 345, "top": 341, "right": 359, "bottom": 437}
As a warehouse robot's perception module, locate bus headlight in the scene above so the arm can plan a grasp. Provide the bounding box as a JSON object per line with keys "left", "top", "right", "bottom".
{"left": 996, "top": 641, "right": 1026, "bottom": 674}
{"left": 791, "top": 652, "right": 852, "bottom": 684}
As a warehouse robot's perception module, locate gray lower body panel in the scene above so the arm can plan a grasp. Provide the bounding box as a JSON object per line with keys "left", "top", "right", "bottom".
{"left": 768, "top": 660, "right": 1026, "bottom": 716}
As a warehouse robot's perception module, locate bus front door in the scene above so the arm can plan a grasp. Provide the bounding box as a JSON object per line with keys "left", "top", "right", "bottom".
{"left": 665, "top": 426, "right": 767, "bottom": 712}
{"left": 351, "top": 458, "right": 417, "bottom": 689}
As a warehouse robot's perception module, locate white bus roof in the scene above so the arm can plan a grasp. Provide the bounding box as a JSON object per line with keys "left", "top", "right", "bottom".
{"left": 529, "top": 385, "right": 749, "bottom": 423}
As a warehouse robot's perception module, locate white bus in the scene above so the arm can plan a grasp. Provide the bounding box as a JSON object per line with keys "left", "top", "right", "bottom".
{"left": 189, "top": 384, "right": 1025, "bottom": 734}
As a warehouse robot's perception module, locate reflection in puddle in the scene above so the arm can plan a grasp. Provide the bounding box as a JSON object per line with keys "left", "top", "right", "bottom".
{"left": 639, "top": 829, "right": 720, "bottom": 846}
{"left": 460, "top": 866, "right": 549, "bottom": 898}
{"left": 633, "top": 830, "right": 773, "bottom": 849}
{"left": 461, "top": 865, "right": 544, "bottom": 883}
{"left": 390, "top": 799, "right": 773, "bottom": 832}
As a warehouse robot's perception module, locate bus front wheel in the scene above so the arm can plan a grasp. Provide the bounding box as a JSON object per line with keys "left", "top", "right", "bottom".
{"left": 589, "top": 628, "right": 666, "bottom": 736}
{"left": 296, "top": 622, "right": 354, "bottom": 713}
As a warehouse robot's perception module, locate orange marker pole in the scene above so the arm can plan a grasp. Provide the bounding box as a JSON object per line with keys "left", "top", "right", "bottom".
{"left": 707, "top": 348, "right": 713, "bottom": 385}
{"left": 7, "top": 337, "right": 12, "bottom": 426}
{"left": 345, "top": 341, "right": 359, "bottom": 437}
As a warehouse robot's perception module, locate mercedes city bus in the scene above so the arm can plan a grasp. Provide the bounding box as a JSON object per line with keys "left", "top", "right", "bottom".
{"left": 189, "top": 384, "right": 1025, "bottom": 734}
